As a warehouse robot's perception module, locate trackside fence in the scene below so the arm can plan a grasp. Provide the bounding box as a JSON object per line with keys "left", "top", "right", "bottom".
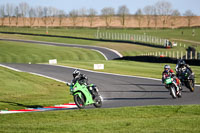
{"left": 96, "top": 32, "right": 166, "bottom": 46}
{"left": 141, "top": 51, "right": 200, "bottom": 60}
{"left": 95, "top": 32, "right": 199, "bottom": 50}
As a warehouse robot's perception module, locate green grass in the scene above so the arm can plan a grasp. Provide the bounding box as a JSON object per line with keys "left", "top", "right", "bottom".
{"left": 0, "top": 40, "right": 105, "bottom": 63}
{"left": 0, "top": 67, "right": 72, "bottom": 110}
{"left": 0, "top": 67, "right": 200, "bottom": 133}
{"left": 0, "top": 27, "right": 200, "bottom": 41}
{"left": 0, "top": 105, "right": 200, "bottom": 133}
{"left": 1, "top": 27, "right": 200, "bottom": 43}
{"left": 1, "top": 33, "right": 199, "bottom": 57}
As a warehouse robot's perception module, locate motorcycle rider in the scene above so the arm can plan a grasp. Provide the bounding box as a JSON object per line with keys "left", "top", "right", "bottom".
{"left": 175, "top": 59, "right": 193, "bottom": 77}
{"left": 67, "top": 69, "right": 94, "bottom": 96}
{"left": 71, "top": 69, "right": 88, "bottom": 85}
{"left": 162, "top": 65, "right": 181, "bottom": 90}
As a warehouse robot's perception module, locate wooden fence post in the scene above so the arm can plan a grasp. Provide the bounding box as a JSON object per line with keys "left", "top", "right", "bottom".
{"left": 195, "top": 51, "right": 197, "bottom": 59}
{"left": 181, "top": 51, "right": 183, "bottom": 59}
{"left": 186, "top": 51, "right": 187, "bottom": 60}
{"left": 177, "top": 51, "right": 179, "bottom": 59}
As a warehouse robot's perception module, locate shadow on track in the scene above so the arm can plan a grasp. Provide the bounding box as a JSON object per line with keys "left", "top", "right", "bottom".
{"left": 0, "top": 101, "right": 43, "bottom": 108}
{"left": 104, "top": 97, "right": 169, "bottom": 101}
{"left": 101, "top": 90, "right": 168, "bottom": 93}
{"left": 111, "top": 83, "right": 164, "bottom": 92}
{"left": 114, "top": 83, "right": 164, "bottom": 87}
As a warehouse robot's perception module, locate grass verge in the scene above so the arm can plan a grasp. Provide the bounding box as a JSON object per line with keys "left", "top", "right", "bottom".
{"left": 0, "top": 67, "right": 72, "bottom": 110}
{"left": 0, "top": 40, "right": 105, "bottom": 63}
{"left": 0, "top": 104, "right": 200, "bottom": 133}
{"left": 0, "top": 27, "right": 200, "bottom": 42}
{"left": 1, "top": 33, "right": 197, "bottom": 57}
{"left": 0, "top": 67, "right": 200, "bottom": 133}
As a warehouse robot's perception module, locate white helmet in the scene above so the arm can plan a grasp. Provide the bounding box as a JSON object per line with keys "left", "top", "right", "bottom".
{"left": 164, "top": 65, "right": 170, "bottom": 69}
{"left": 73, "top": 69, "right": 80, "bottom": 78}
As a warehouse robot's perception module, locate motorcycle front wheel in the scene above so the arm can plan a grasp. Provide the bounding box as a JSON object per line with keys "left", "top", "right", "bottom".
{"left": 93, "top": 95, "right": 102, "bottom": 108}
{"left": 188, "top": 80, "right": 195, "bottom": 92}
{"left": 74, "top": 94, "right": 85, "bottom": 109}
{"left": 170, "top": 86, "right": 177, "bottom": 99}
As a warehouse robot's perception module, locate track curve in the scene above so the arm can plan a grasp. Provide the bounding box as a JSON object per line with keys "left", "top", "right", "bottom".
{"left": 1, "top": 63, "right": 200, "bottom": 108}
{"left": 0, "top": 38, "right": 122, "bottom": 60}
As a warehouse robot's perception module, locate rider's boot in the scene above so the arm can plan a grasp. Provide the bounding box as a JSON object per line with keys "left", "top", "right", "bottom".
{"left": 87, "top": 86, "right": 95, "bottom": 98}
{"left": 179, "top": 85, "right": 182, "bottom": 91}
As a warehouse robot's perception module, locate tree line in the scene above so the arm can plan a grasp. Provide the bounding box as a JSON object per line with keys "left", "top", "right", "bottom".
{"left": 0, "top": 1, "right": 198, "bottom": 28}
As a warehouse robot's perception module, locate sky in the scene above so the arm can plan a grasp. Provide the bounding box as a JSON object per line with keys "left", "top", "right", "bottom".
{"left": 0, "top": 0, "right": 200, "bottom": 15}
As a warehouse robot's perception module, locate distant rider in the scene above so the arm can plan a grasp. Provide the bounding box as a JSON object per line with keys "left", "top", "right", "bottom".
{"left": 162, "top": 65, "right": 181, "bottom": 89}
{"left": 175, "top": 59, "right": 193, "bottom": 77}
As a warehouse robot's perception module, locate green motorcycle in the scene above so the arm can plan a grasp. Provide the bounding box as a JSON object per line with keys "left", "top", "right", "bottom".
{"left": 164, "top": 76, "right": 182, "bottom": 99}
{"left": 67, "top": 81, "right": 103, "bottom": 109}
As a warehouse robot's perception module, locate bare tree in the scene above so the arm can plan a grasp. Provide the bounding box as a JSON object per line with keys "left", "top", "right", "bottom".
{"left": 28, "top": 7, "right": 36, "bottom": 27}
{"left": 69, "top": 9, "right": 79, "bottom": 27}
{"left": 155, "top": 1, "right": 173, "bottom": 28}
{"left": 79, "top": 8, "right": 87, "bottom": 27}
{"left": 6, "top": 3, "right": 14, "bottom": 26}
{"left": 58, "top": 10, "right": 66, "bottom": 26}
{"left": 183, "top": 10, "right": 196, "bottom": 27}
{"left": 152, "top": 6, "right": 158, "bottom": 28}
{"left": 48, "top": 7, "right": 58, "bottom": 26}
{"left": 42, "top": 7, "right": 51, "bottom": 26}
{"left": 135, "top": 8, "right": 143, "bottom": 28}
{"left": 14, "top": 6, "right": 20, "bottom": 26}
{"left": 19, "top": 2, "right": 29, "bottom": 26}
{"left": 101, "top": 7, "right": 115, "bottom": 28}
{"left": 87, "top": 8, "right": 97, "bottom": 27}
{"left": 0, "top": 5, "right": 6, "bottom": 26}
{"left": 117, "top": 5, "right": 129, "bottom": 27}
{"left": 170, "top": 9, "right": 181, "bottom": 28}
{"left": 143, "top": 5, "right": 154, "bottom": 28}
{"left": 35, "top": 6, "right": 43, "bottom": 27}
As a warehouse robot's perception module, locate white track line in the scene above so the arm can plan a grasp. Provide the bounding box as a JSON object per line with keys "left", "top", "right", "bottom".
{"left": 91, "top": 49, "right": 108, "bottom": 60}
{"left": 29, "top": 72, "right": 66, "bottom": 83}
{"left": 0, "top": 64, "right": 67, "bottom": 84}
{"left": 0, "top": 64, "right": 22, "bottom": 72}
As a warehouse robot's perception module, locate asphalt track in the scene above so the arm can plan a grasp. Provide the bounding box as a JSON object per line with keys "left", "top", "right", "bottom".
{"left": 1, "top": 63, "right": 200, "bottom": 108}
{"left": 0, "top": 38, "right": 199, "bottom": 108}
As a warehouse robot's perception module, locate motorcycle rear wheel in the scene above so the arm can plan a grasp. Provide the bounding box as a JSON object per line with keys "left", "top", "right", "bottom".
{"left": 177, "top": 91, "right": 182, "bottom": 98}
{"left": 74, "top": 94, "right": 85, "bottom": 109}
